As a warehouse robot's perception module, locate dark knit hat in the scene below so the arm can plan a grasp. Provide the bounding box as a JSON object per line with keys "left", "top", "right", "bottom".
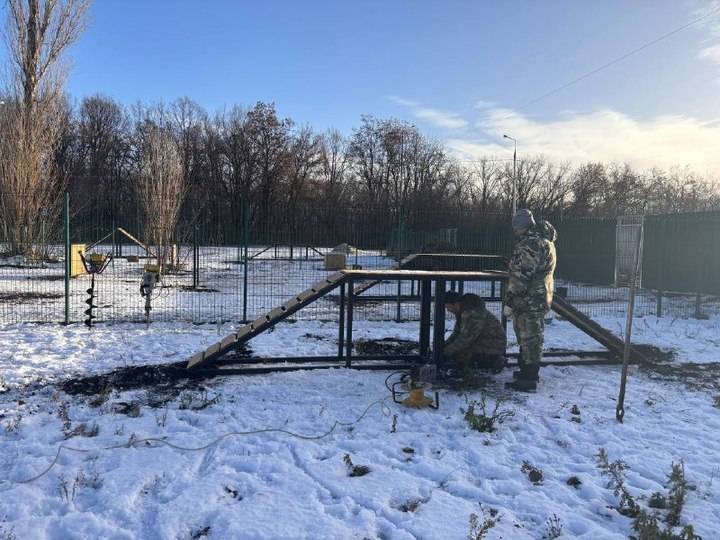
{"left": 445, "top": 291, "right": 462, "bottom": 304}
{"left": 512, "top": 208, "right": 536, "bottom": 230}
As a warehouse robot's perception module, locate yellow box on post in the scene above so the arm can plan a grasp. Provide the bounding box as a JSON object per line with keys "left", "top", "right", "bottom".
{"left": 70, "top": 244, "right": 86, "bottom": 277}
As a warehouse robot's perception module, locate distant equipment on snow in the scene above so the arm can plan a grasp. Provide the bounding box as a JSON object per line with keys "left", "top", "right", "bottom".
{"left": 325, "top": 243, "right": 353, "bottom": 270}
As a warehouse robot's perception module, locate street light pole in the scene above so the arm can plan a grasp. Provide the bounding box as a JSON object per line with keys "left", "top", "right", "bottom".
{"left": 503, "top": 134, "right": 517, "bottom": 216}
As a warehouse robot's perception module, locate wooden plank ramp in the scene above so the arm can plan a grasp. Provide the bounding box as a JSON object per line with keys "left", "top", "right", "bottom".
{"left": 187, "top": 272, "right": 347, "bottom": 369}
{"left": 551, "top": 295, "right": 649, "bottom": 363}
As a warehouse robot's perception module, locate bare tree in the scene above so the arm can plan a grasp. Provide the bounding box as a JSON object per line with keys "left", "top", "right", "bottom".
{"left": 136, "top": 127, "right": 187, "bottom": 271}
{"left": 76, "top": 94, "right": 130, "bottom": 219}
{"left": 465, "top": 159, "right": 501, "bottom": 211}
{"left": 317, "top": 129, "right": 348, "bottom": 205}
{"left": 284, "top": 125, "right": 321, "bottom": 209}
{"left": 0, "top": 0, "right": 90, "bottom": 256}
{"left": 568, "top": 163, "right": 606, "bottom": 216}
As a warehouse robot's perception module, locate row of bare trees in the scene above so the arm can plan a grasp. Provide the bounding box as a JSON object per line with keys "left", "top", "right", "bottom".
{"left": 58, "top": 97, "right": 720, "bottom": 224}
{"left": 4, "top": 92, "right": 720, "bottom": 254}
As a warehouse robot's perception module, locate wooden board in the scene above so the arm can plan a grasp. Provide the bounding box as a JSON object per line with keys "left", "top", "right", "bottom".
{"left": 342, "top": 269, "right": 508, "bottom": 280}
{"left": 187, "top": 271, "right": 347, "bottom": 369}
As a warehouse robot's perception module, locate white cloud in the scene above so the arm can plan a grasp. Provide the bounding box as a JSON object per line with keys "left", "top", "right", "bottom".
{"left": 388, "top": 96, "right": 468, "bottom": 130}
{"left": 694, "top": 1, "right": 720, "bottom": 73}
{"left": 699, "top": 43, "right": 720, "bottom": 63}
{"left": 473, "top": 100, "right": 496, "bottom": 109}
{"left": 445, "top": 107, "right": 720, "bottom": 175}
{"left": 412, "top": 107, "right": 468, "bottom": 129}
{"left": 387, "top": 95, "right": 419, "bottom": 108}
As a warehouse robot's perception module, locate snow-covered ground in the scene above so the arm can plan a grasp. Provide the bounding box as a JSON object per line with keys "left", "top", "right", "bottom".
{"left": 1, "top": 314, "right": 719, "bottom": 539}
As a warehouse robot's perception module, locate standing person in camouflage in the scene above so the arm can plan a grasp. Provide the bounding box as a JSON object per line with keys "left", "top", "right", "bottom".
{"left": 442, "top": 292, "right": 507, "bottom": 376}
{"left": 504, "top": 209, "right": 557, "bottom": 391}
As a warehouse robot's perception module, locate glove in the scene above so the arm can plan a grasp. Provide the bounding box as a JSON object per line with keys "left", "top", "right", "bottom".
{"left": 502, "top": 305, "right": 513, "bottom": 318}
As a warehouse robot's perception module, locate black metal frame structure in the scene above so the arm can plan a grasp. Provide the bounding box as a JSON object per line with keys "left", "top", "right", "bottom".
{"left": 190, "top": 268, "right": 510, "bottom": 375}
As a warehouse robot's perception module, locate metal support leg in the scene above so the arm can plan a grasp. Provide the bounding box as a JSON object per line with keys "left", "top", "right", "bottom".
{"left": 695, "top": 291, "right": 703, "bottom": 319}
{"left": 395, "top": 280, "right": 402, "bottom": 322}
{"left": 419, "top": 280, "right": 431, "bottom": 358}
{"left": 500, "top": 280, "right": 508, "bottom": 333}
{"left": 432, "top": 280, "right": 446, "bottom": 368}
{"left": 346, "top": 279, "right": 354, "bottom": 368}
{"left": 192, "top": 225, "right": 199, "bottom": 289}
{"left": 338, "top": 282, "right": 346, "bottom": 360}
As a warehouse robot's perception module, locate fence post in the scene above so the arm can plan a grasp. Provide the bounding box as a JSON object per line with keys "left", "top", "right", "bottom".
{"left": 616, "top": 224, "right": 643, "bottom": 423}
{"left": 693, "top": 250, "right": 704, "bottom": 319}
{"left": 694, "top": 292, "right": 703, "bottom": 320}
{"left": 192, "top": 225, "right": 199, "bottom": 289}
{"left": 395, "top": 280, "right": 402, "bottom": 322}
{"left": 242, "top": 199, "right": 249, "bottom": 323}
{"left": 64, "top": 192, "right": 70, "bottom": 325}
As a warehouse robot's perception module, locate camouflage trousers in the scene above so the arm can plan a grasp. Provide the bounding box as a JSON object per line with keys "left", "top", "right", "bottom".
{"left": 513, "top": 311, "right": 546, "bottom": 366}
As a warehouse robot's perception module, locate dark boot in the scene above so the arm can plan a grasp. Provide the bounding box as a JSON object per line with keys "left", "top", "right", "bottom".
{"left": 489, "top": 355, "right": 506, "bottom": 374}
{"left": 506, "top": 365, "right": 540, "bottom": 391}
{"left": 505, "top": 378, "right": 537, "bottom": 392}
{"left": 512, "top": 365, "right": 539, "bottom": 381}
{"left": 475, "top": 355, "right": 506, "bottom": 374}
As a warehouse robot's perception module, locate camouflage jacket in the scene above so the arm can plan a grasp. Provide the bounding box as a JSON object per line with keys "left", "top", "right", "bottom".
{"left": 506, "top": 221, "right": 558, "bottom": 314}
{"left": 444, "top": 305, "right": 507, "bottom": 361}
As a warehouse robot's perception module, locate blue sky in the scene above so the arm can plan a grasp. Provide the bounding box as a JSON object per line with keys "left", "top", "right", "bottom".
{"left": 2, "top": 0, "right": 720, "bottom": 172}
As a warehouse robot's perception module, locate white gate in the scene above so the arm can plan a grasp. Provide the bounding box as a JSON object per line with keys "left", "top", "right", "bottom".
{"left": 615, "top": 215, "right": 644, "bottom": 287}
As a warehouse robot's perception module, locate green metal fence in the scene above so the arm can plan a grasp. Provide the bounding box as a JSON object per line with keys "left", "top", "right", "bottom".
{"left": 554, "top": 217, "right": 616, "bottom": 285}
{"left": 642, "top": 211, "right": 720, "bottom": 296}
{"left": 1, "top": 197, "right": 719, "bottom": 325}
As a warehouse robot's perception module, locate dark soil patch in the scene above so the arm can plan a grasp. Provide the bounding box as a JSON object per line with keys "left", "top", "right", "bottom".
{"left": 302, "top": 333, "right": 328, "bottom": 341}
{"left": 0, "top": 263, "right": 36, "bottom": 269}
{"left": 59, "top": 361, "right": 199, "bottom": 398}
{"left": 177, "top": 285, "right": 221, "bottom": 293}
{"left": 58, "top": 344, "right": 253, "bottom": 403}
{"left": 0, "top": 292, "right": 63, "bottom": 302}
{"left": 355, "top": 338, "right": 419, "bottom": 356}
{"left": 566, "top": 476, "right": 582, "bottom": 489}
{"left": 635, "top": 344, "right": 673, "bottom": 362}
{"left": 640, "top": 361, "right": 720, "bottom": 392}
{"left": 26, "top": 274, "right": 65, "bottom": 281}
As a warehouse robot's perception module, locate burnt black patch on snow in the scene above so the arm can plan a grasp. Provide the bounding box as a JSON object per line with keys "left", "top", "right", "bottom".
{"left": 301, "top": 333, "right": 328, "bottom": 341}
{"left": 641, "top": 361, "right": 720, "bottom": 392}
{"left": 59, "top": 345, "right": 253, "bottom": 399}
{"left": 635, "top": 344, "right": 673, "bottom": 362}
{"left": 0, "top": 292, "right": 63, "bottom": 302}
{"left": 355, "top": 338, "right": 419, "bottom": 356}
{"left": 177, "top": 285, "right": 221, "bottom": 293}
{"left": 59, "top": 361, "right": 196, "bottom": 397}
{"left": 26, "top": 274, "right": 65, "bottom": 281}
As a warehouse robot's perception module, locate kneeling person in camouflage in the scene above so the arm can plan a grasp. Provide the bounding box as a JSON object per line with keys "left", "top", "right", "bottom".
{"left": 443, "top": 292, "right": 506, "bottom": 376}
{"left": 504, "top": 209, "right": 557, "bottom": 391}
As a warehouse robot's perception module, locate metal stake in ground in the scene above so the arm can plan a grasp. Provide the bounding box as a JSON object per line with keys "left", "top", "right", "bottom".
{"left": 616, "top": 223, "right": 643, "bottom": 423}
{"left": 140, "top": 264, "right": 161, "bottom": 327}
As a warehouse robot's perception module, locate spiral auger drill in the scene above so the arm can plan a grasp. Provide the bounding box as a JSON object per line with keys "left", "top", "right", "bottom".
{"left": 79, "top": 252, "right": 112, "bottom": 328}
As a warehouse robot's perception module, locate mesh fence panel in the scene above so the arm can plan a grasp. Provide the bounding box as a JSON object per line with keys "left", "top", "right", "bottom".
{"left": 1, "top": 198, "right": 718, "bottom": 324}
